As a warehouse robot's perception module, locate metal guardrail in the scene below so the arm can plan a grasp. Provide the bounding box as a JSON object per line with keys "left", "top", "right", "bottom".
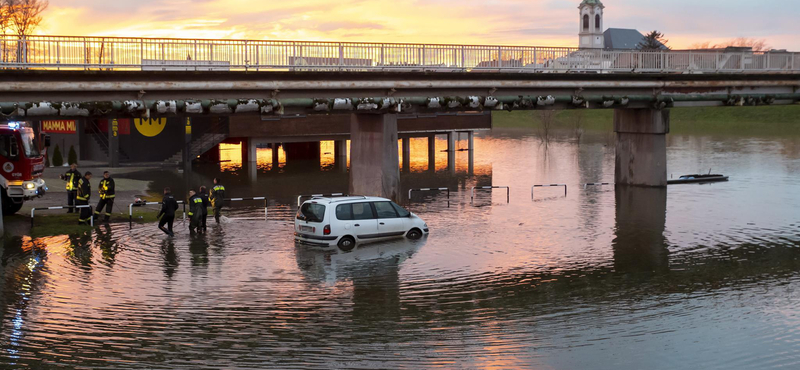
{"left": 0, "top": 35, "right": 797, "bottom": 73}
{"left": 471, "top": 186, "right": 510, "bottom": 204}
{"left": 531, "top": 184, "right": 568, "bottom": 199}
{"left": 583, "top": 182, "right": 613, "bottom": 189}
{"left": 408, "top": 188, "right": 450, "bottom": 200}
{"left": 129, "top": 201, "right": 186, "bottom": 229}
{"left": 297, "top": 193, "right": 348, "bottom": 207}
{"left": 31, "top": 205, "right": 93, "bottom": 227}
{"left": 225, "top": 197, "right": 268, "bottom": 221}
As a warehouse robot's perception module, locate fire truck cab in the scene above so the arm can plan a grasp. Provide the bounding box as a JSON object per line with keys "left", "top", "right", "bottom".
{"left": 0, "top": 121, "right": 48, "bottom": 215}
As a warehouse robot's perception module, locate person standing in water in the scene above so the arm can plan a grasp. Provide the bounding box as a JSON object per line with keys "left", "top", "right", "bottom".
{"left": 209, "top": 178, "right": 226, "bottom": 223}
{"left": 157, "top": 187, "right": 179, "bottom": 237}
{"left": 188, "top": 190, "right": 204, "bottom": 233}
{"left": 199, "top": 185, "right": 210, "bottom": 232}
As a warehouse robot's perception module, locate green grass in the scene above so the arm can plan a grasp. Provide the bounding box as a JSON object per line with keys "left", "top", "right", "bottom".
{"left": 9, "top": 210, "right": 162, "bottom": 238}
{"left": 492, "top": 104, "right": 800, "bottom": 136}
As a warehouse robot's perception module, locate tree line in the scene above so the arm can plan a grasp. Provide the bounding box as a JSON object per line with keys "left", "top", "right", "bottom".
{"left": 1, "top": 0, "right": 48, "bottom": 37}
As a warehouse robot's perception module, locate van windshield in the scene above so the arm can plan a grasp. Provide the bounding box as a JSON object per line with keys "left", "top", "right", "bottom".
{"left": 19, "top": 128, "right": 40, "bottom": 158}
{"left": 297, "top": 203, "right": 326, "bottom": 222}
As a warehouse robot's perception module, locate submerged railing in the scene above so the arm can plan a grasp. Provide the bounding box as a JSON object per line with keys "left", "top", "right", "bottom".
{"left": 0, "top": 35, "right": 797, "bottom": 73}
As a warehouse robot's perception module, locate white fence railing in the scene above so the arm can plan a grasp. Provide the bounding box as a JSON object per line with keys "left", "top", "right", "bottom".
{"left": 0, "top": 35, "right": 797, "bottom": 73}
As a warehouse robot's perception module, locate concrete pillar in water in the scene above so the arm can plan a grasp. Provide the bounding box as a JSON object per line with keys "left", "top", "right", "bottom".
{"left": 427, "top": 135, "right": 436, "bottom": 172}
{"left": 401, "top": 137, "right": 410, "bottom": 173}
{"left": 246, "top": 138, "right": 258, "bottom": 163}
{"left": 334, "top": 139, "right": 348, "bottom": 170}
{"left": 467, "top": 131, "right": 474, "bottom": 176}
{"left": 108, "top": 118, "right": 119, "bottom": 167}
{"left": 446, "top": 132, "right": 456, "bottom": 175}
{"left": 271, "top": 143, "right": 280, "bottom": 170}
{"left": 614, "top": 109, "right": 669, "bottom": 187}
{"left": 349, "top": 114, "right": 400, "bottom": 200}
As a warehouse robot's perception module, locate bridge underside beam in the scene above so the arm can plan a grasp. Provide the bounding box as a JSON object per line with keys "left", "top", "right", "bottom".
{"left": 349, "top": 113, "right": 400, "bottom": 201}
{"left": 614, "top": 108, "right": 669, "bottom": 187}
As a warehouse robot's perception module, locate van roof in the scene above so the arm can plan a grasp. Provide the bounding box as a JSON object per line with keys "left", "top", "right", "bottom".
{"left": 304, "top": 196, "right": 388, "bottom": 204}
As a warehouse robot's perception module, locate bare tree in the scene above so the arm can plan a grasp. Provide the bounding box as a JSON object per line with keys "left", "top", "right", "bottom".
{"left": 8, "top": 0, "right": 48, "bottom": 37}
{"left": 690, "top": 38, "right": 772, "bottom": 52}
{"left": 536, "top": 110, "right": 555, "bottom": 145}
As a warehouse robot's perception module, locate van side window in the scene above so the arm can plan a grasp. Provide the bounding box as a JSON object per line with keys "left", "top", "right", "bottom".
{"left": 390, "top": 202, "right": 410, "bottom": 217}
{"left": 374, "top": 201, "right": 399, "bottom": 218}
{"left": 336, "top": 204, "right": 353, "bottom": 220}
{"left": 352, "top": 202, "right": 376, "bottom": 220}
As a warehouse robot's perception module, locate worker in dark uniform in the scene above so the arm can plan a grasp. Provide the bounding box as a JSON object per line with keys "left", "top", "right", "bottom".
{"left": 188, "top": 190, "right": 204, "bottom": 234}
{"left": 157, "top": 187, "right": 179, "bottom": 237}
{"left": 210, "top": 178, "right": 226, "bottom": 223}
{"left": 60, "top": 163, "right": 80, "bottom": 213}
{"left": 94, "top": 171, "right": 115, "bottom": 222}
{"left": 76, "top": 171, "right": 93, "bottom": 225}
{"left": 199, "top": 186, "right": 210, "bottom": 232}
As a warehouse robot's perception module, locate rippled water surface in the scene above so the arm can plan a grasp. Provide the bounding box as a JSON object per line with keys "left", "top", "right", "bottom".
{"left": 2, "top": 127, "right": 800, "bottom": 369}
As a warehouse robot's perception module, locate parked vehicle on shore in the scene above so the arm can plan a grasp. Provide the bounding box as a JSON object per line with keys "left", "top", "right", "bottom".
{"left": 0, "top": 122, "right": 49, "bottom": 215}
{"left": 294, "top": 196, "right": 429, "bottom": 251}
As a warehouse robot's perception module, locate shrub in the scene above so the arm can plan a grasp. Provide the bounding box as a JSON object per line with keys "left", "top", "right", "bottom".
{"left": 68, "top": 145, "right": 78, "bottom": 166}
{"left": 52, "top": 145, "right": 63, "bottom": 167}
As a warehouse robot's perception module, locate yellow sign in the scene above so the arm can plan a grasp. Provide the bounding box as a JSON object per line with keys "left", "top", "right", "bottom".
{"left": 185, "top": 117, "right": 192, "bottom": 135}
{"left": 111, "top": 119, "right": 119, "bottom": 137}
{"left": 42, "top": 120, "right": 76, "bottom": 134}
{"left": 134, "top": 118, "right": 167, "bottom": 137}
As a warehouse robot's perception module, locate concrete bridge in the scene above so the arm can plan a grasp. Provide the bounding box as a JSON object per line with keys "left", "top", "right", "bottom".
{"left": 2, "top": 35, "right": 799, "bottom": 200}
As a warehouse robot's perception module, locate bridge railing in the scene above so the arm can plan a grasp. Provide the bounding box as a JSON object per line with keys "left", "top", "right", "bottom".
{"left": 0, "top": 35, "right": 797, "bottom": 73}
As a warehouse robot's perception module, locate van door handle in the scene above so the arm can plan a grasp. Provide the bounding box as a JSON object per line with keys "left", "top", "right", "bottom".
{"left": 379, "top": 222, "right": 385, "bottom": 225}
{"left": 354, "top": 224, "right": 360, "bottom": 227}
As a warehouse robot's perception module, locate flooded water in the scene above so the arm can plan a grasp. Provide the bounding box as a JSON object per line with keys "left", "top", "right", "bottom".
{"left": 3, "top": 124, "right": 800, "bottom": 369}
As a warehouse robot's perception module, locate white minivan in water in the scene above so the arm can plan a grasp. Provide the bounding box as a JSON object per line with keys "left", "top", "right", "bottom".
{"left": 294, "top": 196, "right": 429, "bottom": 251}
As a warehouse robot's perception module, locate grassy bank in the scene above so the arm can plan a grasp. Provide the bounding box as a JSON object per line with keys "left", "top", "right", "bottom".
{"left": 493, "top": 104, "right": 800, "bottom": 136}
{"left": 7, "top": 209, "right": 163, "bottom": 238}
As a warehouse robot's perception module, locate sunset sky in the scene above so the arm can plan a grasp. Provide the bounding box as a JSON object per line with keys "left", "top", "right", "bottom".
{"left": 35, "top": 0, "right": 800, "bottom": 50}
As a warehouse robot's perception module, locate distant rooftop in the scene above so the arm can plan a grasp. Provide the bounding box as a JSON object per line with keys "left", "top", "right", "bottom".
{"left": 603, "top": 28, "right": 668, "bottom": 50}
{"left": 580, "top": 0, "right": 604, "bottom": 6}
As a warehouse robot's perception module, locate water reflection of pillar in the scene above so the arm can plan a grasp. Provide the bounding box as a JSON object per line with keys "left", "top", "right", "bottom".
{"left": 612, "top": 186, "right": 669, "bottom": 273}
{"left": 352, "top": 265, "right": 401, "bottom": 323}
{"left": 447, "top": 132, "right": 455, "bottom": 175}
{"left": 402, "top": 137, "right": 411, "bottom": 173}
{"left": 428, "top": 134, "right": 436, "bottom": 172}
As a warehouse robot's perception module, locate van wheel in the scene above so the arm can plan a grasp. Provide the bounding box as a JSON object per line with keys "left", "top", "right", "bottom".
{"left": 406, "top": 228, "right": 423, "bottom": 240}
{"left": 337, "top": 236, "right": 356, "bottom": 251}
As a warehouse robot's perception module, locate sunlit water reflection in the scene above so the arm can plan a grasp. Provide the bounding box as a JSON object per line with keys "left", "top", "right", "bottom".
{"left": 2, "top": 128, "right": 800, "bottom": 369}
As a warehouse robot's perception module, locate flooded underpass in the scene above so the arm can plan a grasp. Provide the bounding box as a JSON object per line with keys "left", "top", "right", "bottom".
{"left": 2, "top": 126, "right": 800, "bottom": 369}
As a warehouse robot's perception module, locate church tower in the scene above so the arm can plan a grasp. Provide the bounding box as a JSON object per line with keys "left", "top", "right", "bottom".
{"left": 579, "top": 0, "right": 605, "bottom": 49}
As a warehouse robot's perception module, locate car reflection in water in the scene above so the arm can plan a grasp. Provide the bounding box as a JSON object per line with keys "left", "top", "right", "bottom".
{"left": 295, "top": 237, "right": 427, "bottom": 322}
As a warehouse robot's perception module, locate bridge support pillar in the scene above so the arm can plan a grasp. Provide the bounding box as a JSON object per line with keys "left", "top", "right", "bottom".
{"left": 428, "top": 135, "right": 436, "bottom": 172}
{"left": 401, "top": 137, "right": 410, "bottom": 173}
{"left": 334, "top": 139, "right": 347, "bottom": 170}
{"left": 349, "top": 114, "right": 400, "bottom": 200}
{"left": 614, "top": 109, "right": 669, "bottom": 187}
{"left": 246, "top": 138, "right": 258, "bottom": 163}
{"left": 446, "top": 132, "right": 456, "bottom": 175}
{"left": 271, "top": 143, "right": 280, "bottom": 169}
{"left": 467, "top": 131, "right": 474, "bottom": 176}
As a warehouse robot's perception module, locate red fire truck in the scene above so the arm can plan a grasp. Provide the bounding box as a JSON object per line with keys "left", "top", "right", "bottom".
{"left": 0, "top": 121, "right": 49, "bottom": 215}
